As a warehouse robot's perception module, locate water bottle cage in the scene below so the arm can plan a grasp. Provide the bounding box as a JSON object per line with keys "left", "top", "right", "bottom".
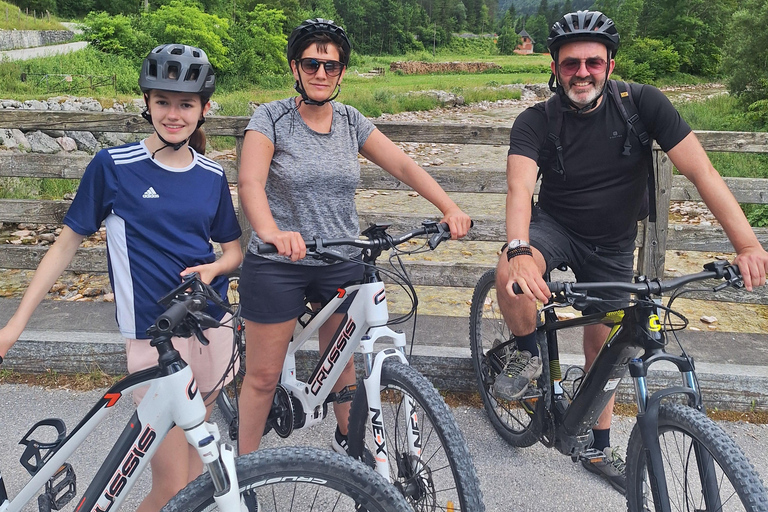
{"left": 19, "top": 418, "right": 67, "bottom": 476}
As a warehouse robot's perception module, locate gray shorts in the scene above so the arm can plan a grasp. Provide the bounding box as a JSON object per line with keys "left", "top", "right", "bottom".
{"left": 239, "top": 252, "right": 363, "bottom": 324}
{"left": 529, "top": 207, "right": 635, "bottom": 315}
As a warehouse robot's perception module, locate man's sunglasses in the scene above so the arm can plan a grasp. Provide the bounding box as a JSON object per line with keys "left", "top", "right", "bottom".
{"left": 298, "top": 58, "right": 344, "bottom": 77}
{"left": 558, "top": 57, "right": 607, "bottom": 76}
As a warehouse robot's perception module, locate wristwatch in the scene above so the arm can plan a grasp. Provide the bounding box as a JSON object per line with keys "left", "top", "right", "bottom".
{"left": 506, "top": 239, "right": 532, "bottom": 261}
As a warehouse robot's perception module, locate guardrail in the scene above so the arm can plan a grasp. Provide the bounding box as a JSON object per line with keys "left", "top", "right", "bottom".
{"left": 1, "top": 110, "right": 767, "bottom": 306}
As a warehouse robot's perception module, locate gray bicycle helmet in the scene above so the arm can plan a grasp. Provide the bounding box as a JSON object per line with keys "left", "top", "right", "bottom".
{"left": 287, "top": 18, "right": 351, "bottom": 66}
{"left": 139, "top": 44, "right": 216, "bottom": 99}
{"left": 547, "top": 10, "right": 620, "bottom": 59}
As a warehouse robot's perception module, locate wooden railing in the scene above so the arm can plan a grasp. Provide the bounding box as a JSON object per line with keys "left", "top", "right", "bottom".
{"left": 1, "top": 110, "right": 767, "bottom": 306}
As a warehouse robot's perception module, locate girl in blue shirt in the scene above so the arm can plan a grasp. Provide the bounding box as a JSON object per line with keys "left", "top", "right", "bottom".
{"left": 0, "top": 44, "right": 242, "bottom": 512}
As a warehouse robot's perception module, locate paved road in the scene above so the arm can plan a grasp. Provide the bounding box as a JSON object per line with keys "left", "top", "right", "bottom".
{"left": 0, "top": 41, "right": 87, "bottom": 61}
{"left": 1, "top": 384, "right": 766, "bottom": 511}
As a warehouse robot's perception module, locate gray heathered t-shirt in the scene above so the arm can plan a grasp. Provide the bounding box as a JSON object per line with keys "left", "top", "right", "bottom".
{"left": 245, "top": 97, "right": 376, "bottom": 265}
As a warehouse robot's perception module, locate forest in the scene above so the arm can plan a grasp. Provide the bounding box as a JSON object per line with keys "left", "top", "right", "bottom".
{"left": 5, "top": 0, "right": 767, "bottom": 123}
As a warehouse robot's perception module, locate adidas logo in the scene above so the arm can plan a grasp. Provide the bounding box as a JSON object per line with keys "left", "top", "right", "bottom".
{"left": 142, "top": 187, "right": 160, "bottom": 199}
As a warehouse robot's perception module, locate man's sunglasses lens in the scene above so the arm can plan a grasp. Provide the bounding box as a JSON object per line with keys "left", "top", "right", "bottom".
{"left": 560, "top": 58, "right": 606, "bottom": 75}
{"left": 300, "top": 59, "right": 343, "bottom": 76}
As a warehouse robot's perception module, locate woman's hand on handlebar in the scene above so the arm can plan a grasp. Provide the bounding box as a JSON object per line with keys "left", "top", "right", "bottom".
{"left": 260, "top": 229, "right": 306, "bottom": 261}
{"left": 440, "top": 207, "right": 472, "bottom": 240}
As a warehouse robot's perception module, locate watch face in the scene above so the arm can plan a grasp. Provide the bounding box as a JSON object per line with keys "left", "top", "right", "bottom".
{"left": 508, "top": 239, "right": 527, "bottom": 249}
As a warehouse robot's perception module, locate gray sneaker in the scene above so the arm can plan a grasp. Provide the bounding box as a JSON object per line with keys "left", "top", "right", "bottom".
{"left": 581, "top": 446, "right": 627, "bottom": 495}
{"left": 493, "top": 350, "right": 542, "bottom": 400}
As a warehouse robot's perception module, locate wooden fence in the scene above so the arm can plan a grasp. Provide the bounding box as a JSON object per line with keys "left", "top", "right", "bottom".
{"left": 1, "top": 110, "right": 767, "bottom": 306}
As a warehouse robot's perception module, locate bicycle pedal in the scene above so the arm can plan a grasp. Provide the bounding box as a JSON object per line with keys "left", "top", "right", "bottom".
{"left": 579, "top": 448, "right": 607, "bottom": 464}
{"left": 37, "top": 463, "right": 76, "bottom": 512}
{"left": 326, "top": 384, "right": 357, "bottom": 404}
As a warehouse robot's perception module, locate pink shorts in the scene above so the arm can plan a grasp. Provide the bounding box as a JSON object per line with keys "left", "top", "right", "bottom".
{"left": 125, "top": 314, "right": 238, "bottom": 406}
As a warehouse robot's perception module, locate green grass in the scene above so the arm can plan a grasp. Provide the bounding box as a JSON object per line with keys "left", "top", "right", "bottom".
{"left": 0, "top": 0, "right": 66, "bottom": 30}
{"left": 0, "top": 177, "right": 79, "bottom": 200}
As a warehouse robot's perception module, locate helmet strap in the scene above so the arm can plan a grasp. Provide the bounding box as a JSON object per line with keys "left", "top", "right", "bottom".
{"left": 146, "top": 115, "right": 205, "bottom": 159}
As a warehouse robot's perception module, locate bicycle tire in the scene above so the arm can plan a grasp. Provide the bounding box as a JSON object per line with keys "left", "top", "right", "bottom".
{"left": 469, "top": 268, "right": 543, "bottom": 448}
{"left": 161, "top": 446, "right": 412, "bottom": 512}
{"left": 626, "top": 402, "right": 768, "bottom": 512}
{"left": 346, "top": 359, "right": 485, "bottom": 512}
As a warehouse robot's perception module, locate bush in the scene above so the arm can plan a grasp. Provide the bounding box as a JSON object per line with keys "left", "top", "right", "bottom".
{"left": 83, "top": 12, "right": 148, "bottom": 60}
{"left": 441, "top": 36, "right": 498, "bottom": 56}
{"left": 615, "top": 38, "right": 679, "bottom": 82}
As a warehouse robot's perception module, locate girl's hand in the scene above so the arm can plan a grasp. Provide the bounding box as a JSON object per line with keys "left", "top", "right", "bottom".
{"left": 181, "top": 264, "right": 218, "bottom": 285}
{"left": 260, "top": 229, "right": 307, "bottom": 261}
{"left": 440, "top": 207, "right": 472, "bottom": 240}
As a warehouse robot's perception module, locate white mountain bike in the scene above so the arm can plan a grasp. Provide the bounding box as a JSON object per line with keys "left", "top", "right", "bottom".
{"left": 0, "top": 274, "right": 411, "bottom": 512}
{"left": 217, "top": 221, "right": 485, "bottom": 512}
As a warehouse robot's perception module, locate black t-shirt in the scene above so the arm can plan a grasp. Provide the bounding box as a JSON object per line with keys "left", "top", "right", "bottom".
{"left": 508, "top": 83, "right": 691, "bottom": 248}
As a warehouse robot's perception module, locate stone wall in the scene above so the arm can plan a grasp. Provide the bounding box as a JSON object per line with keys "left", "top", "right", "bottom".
{"left": 0, "top": 30, "right": 74, "bottom": 50}
{"left": 0, "top": 96, "right": 220, "bottom": 154}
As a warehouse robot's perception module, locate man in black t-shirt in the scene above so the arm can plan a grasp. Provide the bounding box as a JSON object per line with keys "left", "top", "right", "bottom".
{"left": 493, "top": 10, "right": 768, "bottom": 494}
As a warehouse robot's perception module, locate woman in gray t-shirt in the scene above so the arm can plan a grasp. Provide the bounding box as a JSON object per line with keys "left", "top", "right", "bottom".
{"left": 236, "top": 19, "right": 472, "bottom": 457}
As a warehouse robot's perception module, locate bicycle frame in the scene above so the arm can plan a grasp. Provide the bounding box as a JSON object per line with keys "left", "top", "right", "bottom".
{"left": 277, "top": 265, "right": 421, "bottom": 481}
{"left": 0, "top": 345, "right": 240, "bottom": 512}
{"left": 536, "top": 300, "right": 716, "bottom": 512}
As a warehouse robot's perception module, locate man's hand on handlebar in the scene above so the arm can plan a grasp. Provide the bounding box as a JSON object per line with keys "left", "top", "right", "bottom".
{"left": 732, "top": 246, "right": 768, "bottom": 292}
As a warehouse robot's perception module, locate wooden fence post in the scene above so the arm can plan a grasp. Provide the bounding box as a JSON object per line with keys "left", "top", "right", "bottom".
{"left": 637, "top": 148, "right": 673, "bottom": 278}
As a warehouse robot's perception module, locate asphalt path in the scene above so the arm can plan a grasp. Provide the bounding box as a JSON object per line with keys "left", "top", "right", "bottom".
{"left": 1, "top": 384, "right": 766, "bottom": 511}
{"left": 0, "top": 41, "right": 87, "bottom": 61}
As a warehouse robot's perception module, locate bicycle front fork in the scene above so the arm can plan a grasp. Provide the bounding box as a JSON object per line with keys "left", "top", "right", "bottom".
{"left": 184, "top": 423, "right": 241, "bottom": 511}
{"left": 629, "top": 357, "right": 707, "bottom": 512}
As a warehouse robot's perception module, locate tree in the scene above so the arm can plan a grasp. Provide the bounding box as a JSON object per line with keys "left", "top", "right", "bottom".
{"left": 723, "top": 0, "right": 768, "bottom": 110}
{"left": 637, "top": 0, "right": 736, "bottom": 76}
{"left": 143, "top": 0, "right": 233, "bottom": 71}
{"left": 496, "top": 7, "right": 520, "bottom": 54}
{"left": 226, "top": 5, "right": 288, "bottom": 86}
{"left": 525, "top": 13, "right": 548, "bottom": 53}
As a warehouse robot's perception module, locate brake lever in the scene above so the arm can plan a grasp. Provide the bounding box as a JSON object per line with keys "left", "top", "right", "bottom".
{"left": 428, "top": 223, "right": 450, "bottom": 250}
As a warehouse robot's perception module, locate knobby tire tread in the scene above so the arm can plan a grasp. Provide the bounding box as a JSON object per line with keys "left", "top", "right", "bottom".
{"left": 346, "top": 359, "right": 484, "bottom": 512}
{"left": 469, "top": 268, "right": 542, "bottom": 448}
{"left": 161, "top": 446, "right": 411, "bottom": 512}
{"left": 626, "top": 402, "right": 768, "bottom": 512}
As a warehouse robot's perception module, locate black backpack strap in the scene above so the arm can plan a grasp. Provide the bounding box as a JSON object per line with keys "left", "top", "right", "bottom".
{"left": 608, "top": 80, "right": 657, "bottom": 222}
{"left": 542, "top": 94, "right": 567, "bottom": 181}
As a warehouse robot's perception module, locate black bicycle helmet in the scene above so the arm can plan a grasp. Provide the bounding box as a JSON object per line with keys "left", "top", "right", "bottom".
{"left": 139, "top": 44, "right": 216, "bottom": 99}
{"left": 287, "top": 18, "right": 351, "bottom": 66}
{"left": 547, "top": 10, "right": 620, "bottom": 59}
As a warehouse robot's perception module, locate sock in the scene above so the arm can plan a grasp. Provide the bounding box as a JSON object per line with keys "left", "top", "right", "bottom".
{"left": 592, "top": 428, "right": 610, "bottom": 452}
{"left": 515, "top": 331, "right": 539, "bottom": 357}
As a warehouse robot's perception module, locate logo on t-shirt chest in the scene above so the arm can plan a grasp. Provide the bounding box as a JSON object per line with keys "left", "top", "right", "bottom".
{"left": 142, "top": 187, "right": 160, "bottom": 199}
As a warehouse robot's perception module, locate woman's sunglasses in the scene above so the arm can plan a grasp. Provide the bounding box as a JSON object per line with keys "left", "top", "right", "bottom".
{"left": 298, "top": 58, "right": 344, "bottom": 77}
{"left": 558, "top": 57, "right": 607, "bottom": 76}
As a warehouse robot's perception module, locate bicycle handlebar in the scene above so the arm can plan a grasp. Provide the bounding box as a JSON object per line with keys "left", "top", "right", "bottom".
{"left": 512, "top": 261, "right": 743, "bottom": 299}
{"left": 154, "top": 295, "right": 208, "bottom": 334}
{"left": 256, "top": 221, "right": 456, "bottom": 257}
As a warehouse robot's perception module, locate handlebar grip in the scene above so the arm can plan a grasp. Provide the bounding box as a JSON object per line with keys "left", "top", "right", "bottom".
{"left": 156, "top": 297, "right": 204, "bottom": 333}
{"left": 256, "top": 243, "right": 277, "bottom": 254}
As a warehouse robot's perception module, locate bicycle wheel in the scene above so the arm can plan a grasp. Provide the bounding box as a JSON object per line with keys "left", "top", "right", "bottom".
{"left": 469, "top": 268, "right": 543, "bottom": 448}
{"left": 162, "top": 446, "right": 412, "bottom": 512}
{"left": 626, "top": 402, "right": 768, "bottom": 512}
{"left": 346, "top": 359, "right": 484, "bottom": 512}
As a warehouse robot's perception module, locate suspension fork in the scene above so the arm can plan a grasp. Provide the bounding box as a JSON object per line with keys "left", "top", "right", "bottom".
{"left": 630, "top": 353, "right": 714, "bottom": 512}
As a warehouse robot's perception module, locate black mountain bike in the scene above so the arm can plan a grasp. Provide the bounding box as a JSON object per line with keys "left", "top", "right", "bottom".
{"left": 469, "top": 261, "right": 768, "bottom": 512}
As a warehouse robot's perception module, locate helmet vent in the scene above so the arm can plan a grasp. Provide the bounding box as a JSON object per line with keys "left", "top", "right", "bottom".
{"left": 186, "top": 65, "right": 201, "bottom": 82}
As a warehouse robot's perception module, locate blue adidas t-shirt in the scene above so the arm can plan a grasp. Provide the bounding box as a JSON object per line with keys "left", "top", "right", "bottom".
{"left": 64, "top": 141, "right": 242, "bottom": 339}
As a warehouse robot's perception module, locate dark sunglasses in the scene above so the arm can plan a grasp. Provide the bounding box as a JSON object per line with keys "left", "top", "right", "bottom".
{"left": 298, "top": 58, "right": 344, "bottom": 77}
{"left": 558, "top": 57, "right": 607, "bottom": 76}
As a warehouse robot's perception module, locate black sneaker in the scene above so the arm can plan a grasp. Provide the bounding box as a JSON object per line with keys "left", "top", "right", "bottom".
{"left": 581, "top": 446, "right": 627, "bottom": 495}
{"left": 332, "top": 425, "right": 375, "bottom": 468}
{"left": 493, "top": 350, "right": 543, "bottom": 400}
{"left": 331, "top": 425, "right": 349, "bottom": 455}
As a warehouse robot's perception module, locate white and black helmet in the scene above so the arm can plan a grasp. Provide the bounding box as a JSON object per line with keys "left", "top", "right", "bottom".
{"left": 139, "top": 44, "right": 216, "bottom": 99}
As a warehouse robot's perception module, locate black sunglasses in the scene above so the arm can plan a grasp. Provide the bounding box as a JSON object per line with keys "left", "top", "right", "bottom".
{"left": 298, "top": 58, "right": 344, "bottom": 77}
